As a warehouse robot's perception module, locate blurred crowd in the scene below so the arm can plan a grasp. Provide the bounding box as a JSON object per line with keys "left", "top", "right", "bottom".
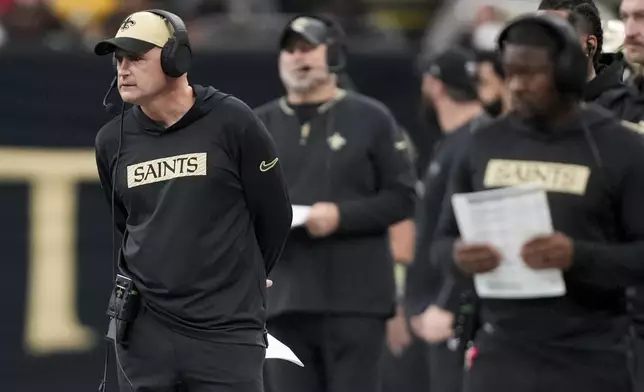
{"left": 0, "top": 1, "right": 625, "bottom": 56}
{"left": 0, "top": 0, "right": 437, "bottom": 53}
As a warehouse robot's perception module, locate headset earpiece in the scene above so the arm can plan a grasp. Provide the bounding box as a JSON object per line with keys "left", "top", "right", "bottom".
{"left": 146, "top": 9, "right": 192, "bottom": 78}
{"left": 282, "top": 14, "right": 347, "bottom": 74}
{"left": 311, "top": 14, "right": 347, "bottom": 73}
{"left": 329, "top": 24, "right": 347, "bottom": 73}
{"left": 326, "top": 34, "right": 342, "bottom": 72}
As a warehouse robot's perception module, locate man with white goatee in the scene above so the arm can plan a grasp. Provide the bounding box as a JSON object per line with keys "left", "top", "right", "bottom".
{"left": 255, "top": 14, "right": 416, "bottom": 392}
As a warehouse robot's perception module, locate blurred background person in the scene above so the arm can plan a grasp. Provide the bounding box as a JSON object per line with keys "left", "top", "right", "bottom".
{"left": 548, "top": 10, "right": 644, "bottom": 389}
{"left": 406, "top": 46, "right": 492, "bottom": 392}
{"left": 622, "top": 0, "right": 644, "bottom": 84}
{"left": 474, "top": 51, "right": 511, "bottom": 117}
{"left": 622, "top": 0, "right": 644, "bottom": 120}
{"left": 468, "top": 17, "right": 512, "bottom": 117}
{"left": 255, "top": 14, "right": 416, "bottom": 392}
{"left": 617, "top": 3, "right": 644, "bottom": 391}
{"left": 331, "top": 51, "right": 427, "bottom": 392}
{"left": 410, "top": 3, "right": 510, "bottom": 178}
{"left": 378, "top": 136, "right": 432, "bottom": 392}
{"left": 538, "top": 0, "right": 644, "bottom": 123}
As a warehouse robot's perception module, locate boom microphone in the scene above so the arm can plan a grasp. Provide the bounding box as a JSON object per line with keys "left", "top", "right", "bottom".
{"left": 102, "top": 76, "right": 118, "bottom": 115}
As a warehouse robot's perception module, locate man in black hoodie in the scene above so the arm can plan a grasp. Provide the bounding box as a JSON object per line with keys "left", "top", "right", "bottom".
{"left": 433, "top": 13, "right": 644, "bottom": 392}
{"left": 93, "top": 10, "right": 292, "bottom": 392}
{"left": 256, "top": 14, "right": 416, "bottom": 392}
{"left": 621, "top": 3, "right": 644, "bottom": 390}
{"left": 618, "top": 2, "right": 644, "bottom": 391}
{"left": 406, "top": 46, "right": 492, "bottom": 392}
{"left": 538, "top": 0, "right": 644, "bottom": 123}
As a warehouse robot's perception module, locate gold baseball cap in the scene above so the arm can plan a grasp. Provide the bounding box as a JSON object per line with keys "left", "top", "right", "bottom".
{"left": 94, "top": 11, "right": 174, "bottom": 55}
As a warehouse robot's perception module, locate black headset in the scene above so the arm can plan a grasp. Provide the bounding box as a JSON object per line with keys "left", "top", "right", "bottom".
{"left": 319, "top": 15, "right": 348, "bottom": 73}
{"left": 111, "top": 9, "right": 192, "bottom": 78}
{"left": 497, "top": 13, "right": 588, "bottom": 97}
{"left": 148, "top": 9, "right": 192, "bottom": 77}
{"left": 285, "top": 14, "right": 348, "bottom": 73}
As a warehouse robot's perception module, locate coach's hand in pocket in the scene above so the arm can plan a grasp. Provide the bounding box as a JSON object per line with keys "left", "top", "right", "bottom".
{"left": 453, "top": 240, "right": 502, "bottom": 275}
{"left": 521, "top": 232, "right": 573, "bottom": 270}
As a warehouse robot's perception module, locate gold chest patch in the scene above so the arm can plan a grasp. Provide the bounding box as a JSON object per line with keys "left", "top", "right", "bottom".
{"left": 483, "top": 159, "right": 590, "bottom": 195}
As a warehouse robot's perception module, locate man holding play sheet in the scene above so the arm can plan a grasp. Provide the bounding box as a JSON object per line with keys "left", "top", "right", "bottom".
{"left": 431, "top": 13, "right": 644, "bottom": 392}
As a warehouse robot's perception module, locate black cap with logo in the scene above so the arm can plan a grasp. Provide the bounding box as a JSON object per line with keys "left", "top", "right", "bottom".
{"left": 94, "top": 11, "right": 175, "bottom": 56}
{"left": 419, "top": 47, "right": 480, "bottom": 98}
{"left": 279, "top": 16, "right": 330, "bottom": 49}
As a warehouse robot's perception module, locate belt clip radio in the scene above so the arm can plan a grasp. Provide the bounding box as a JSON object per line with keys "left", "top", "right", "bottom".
{"left": 105, "top": 274, "right": 140, "bottom": 345}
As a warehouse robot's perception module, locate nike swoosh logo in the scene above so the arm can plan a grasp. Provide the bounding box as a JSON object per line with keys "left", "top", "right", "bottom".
{"left": 259, "top": 157, "right": 279, "bottom": 172}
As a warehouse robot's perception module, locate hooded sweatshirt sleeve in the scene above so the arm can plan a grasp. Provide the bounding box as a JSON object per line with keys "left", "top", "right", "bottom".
{"left": 336, "top": 109, "right": 416, "bottom": 234}
{"left": 237, "top": 108, "right": 292, "bottom": 275}
{"left": 95, "top": 126, "right": 128, "bottom": 238}
{"left": 569, "top": 132, "right": 644, "bottom": 288}
{"left": 431, "top": 142, "right": 475, "bottom": 311}
{"left": 405, "top": 170, "right": 448, "bottom": 315}
{"left": 405, "top": 192, "right": 438, "bottom": 316}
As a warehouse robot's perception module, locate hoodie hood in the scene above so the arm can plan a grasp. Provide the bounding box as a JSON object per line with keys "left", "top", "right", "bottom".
{"left": 631, "top": 74, "right": 644, "bottom": 95}
{"left": 584, "top": 53, "right": 626, "bottom": 102}
{"left": 510, "top": 103, "right": 616, "bottom": 142}
{"left": 583, "top": 53, "right": 644, "bottom": 124}
{"left": 133, "top": 85, "right": 220, "bottom": 134}
{"left": 629, "top": 74, "right": 644, "bottom": 103}
{"left": 509, "top": 104, "right": 614, "bottom": 170}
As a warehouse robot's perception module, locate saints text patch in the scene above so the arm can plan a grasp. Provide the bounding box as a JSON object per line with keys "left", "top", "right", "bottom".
{"left": 483, "top": 159, "right": 590, "bottom": 195}
{"left": 126, "top": 153, "right": 207, "bottom": 188}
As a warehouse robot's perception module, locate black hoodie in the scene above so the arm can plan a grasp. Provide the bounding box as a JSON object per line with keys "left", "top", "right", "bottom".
{"left": 622, "top": 75, "right": 644, "bottom": 337}
{"left": 432, "top": 104, "right": 644, "bottom": 356}
{"left": 405, "top": 113, "right": 492, "bottom": 317}
{"left": 587, "top": 53, "right": 644, "bottom": 124}
{"left": 94, "top": 85, "right": 292, "bottom": 346}
{"left": 255, "top": 90, "right": 416, "bottom": 318}
{"left": 593, "top": 58, "right": 644, "bottom": 337}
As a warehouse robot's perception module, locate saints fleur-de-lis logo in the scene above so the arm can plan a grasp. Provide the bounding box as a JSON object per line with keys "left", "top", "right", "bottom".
{"left": 291, "top": 17, "right": 310, "bottom": 33}
{"left": 120, "top": 16, "right": 136, "bottom": 31}
{"left": 327, "top": 132, "right": 346, "bottom": 151}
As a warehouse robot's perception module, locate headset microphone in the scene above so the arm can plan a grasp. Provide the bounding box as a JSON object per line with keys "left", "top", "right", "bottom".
{"left": 102, "top": 76, "right": 118, "bottom": 115}
{"left": 97, "top": 74, "right": 126, "bottom": 392}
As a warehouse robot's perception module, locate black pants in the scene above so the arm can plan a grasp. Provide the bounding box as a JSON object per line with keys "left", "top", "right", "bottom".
{"left": 632, "top": 336, "right": 644, "bottom": 392}
{"left": 379, "top": 335, "right": 431, "bottom": 392}
{"left": 264, "top": 313, "right": 386, "bottom": 392}
{"left": 115, "top": 307, "right": 266, "bottom": 392}
{"left": 428, "top": 339, "right": 465, "bottom": 392}
{"left": 465, "top": 340, "right": 632, "bottom": 392}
